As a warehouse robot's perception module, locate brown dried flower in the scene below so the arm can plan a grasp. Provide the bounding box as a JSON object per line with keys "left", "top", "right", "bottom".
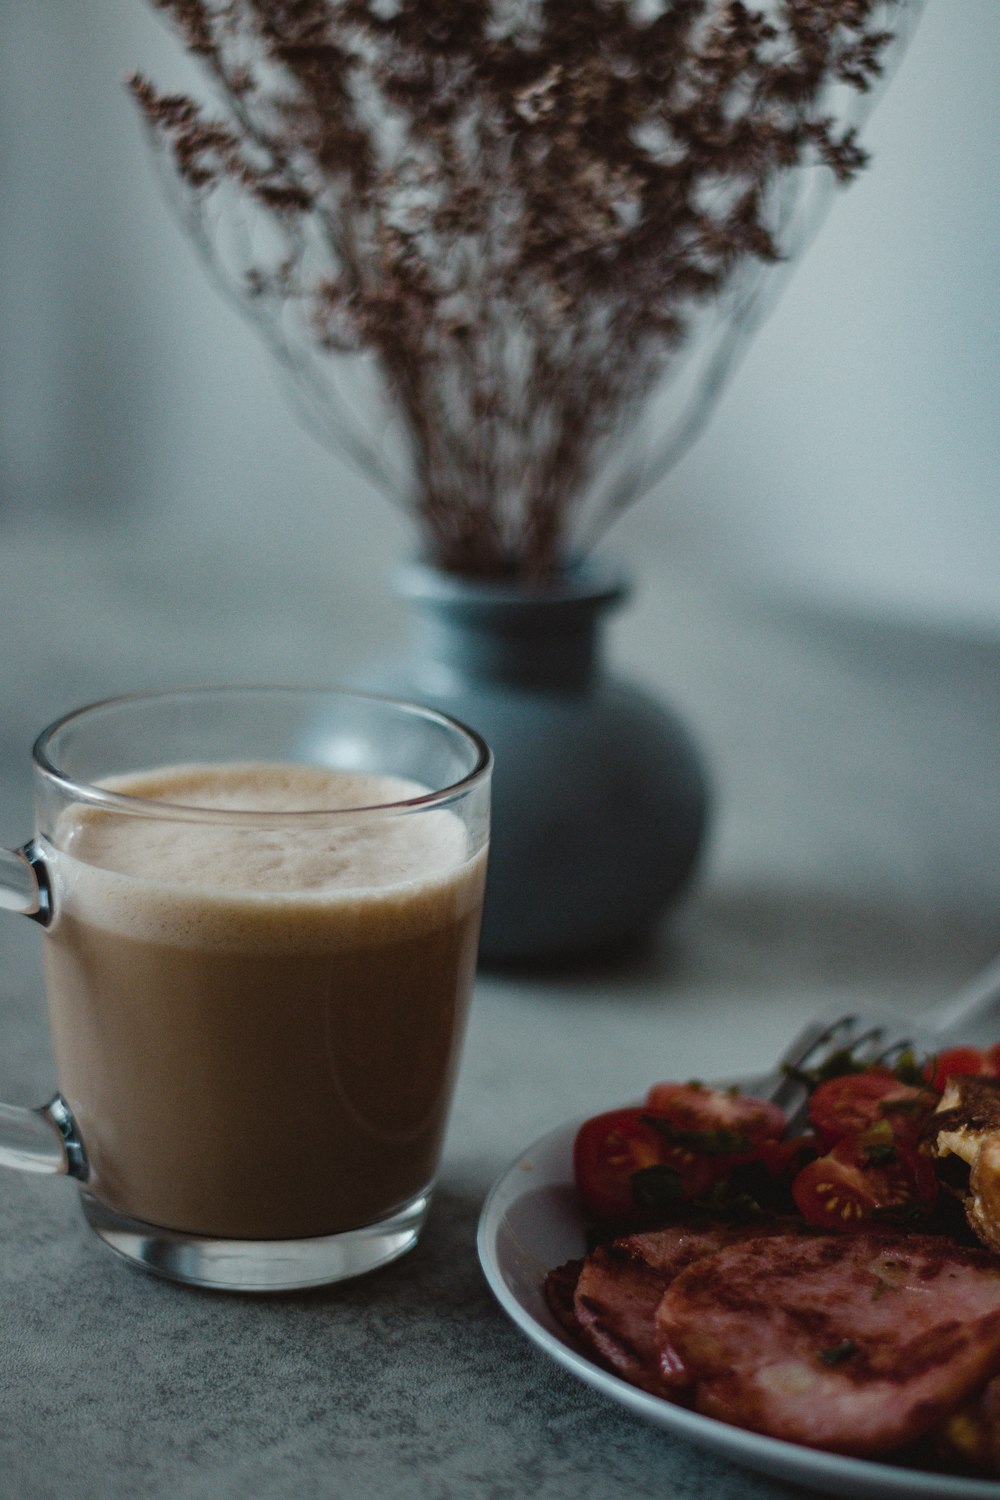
{"left": 130, "top": 0, "right": 917, "bottom": 579}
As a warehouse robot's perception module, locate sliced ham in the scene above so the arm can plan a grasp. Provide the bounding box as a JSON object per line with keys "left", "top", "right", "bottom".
{"left": 658, "top": 1231, "right": 1000, "bottom": 1456}
{"left": 542, "top": 1258, "right": 584, "bottom": 1340}
{"left": 569, "top": 1222, "right": 794, "bottom": 1395}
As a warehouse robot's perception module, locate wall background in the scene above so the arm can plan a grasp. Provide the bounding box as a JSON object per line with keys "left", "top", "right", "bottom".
{"left": 1, "top": 0, "right": 998, "bottom": 639}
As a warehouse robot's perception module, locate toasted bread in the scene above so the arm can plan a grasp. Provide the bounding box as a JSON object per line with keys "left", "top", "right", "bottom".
{"left": 929, "top": 1076, "right": 1000, "bottom": 1254}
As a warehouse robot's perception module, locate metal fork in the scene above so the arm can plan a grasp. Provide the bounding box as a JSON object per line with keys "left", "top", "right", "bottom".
{"left": 761, "top": 951, "right": 1000, "bottom": 1129}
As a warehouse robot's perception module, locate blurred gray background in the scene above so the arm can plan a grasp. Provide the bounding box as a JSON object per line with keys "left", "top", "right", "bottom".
{"left": 3, "top": 2, "right": 997, "bottom": 626}
{"left": 1, "top": 1, "right": 999, "bottom": 980}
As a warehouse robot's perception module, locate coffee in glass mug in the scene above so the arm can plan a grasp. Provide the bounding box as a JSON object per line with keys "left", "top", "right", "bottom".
{"left": 0, "top": 688, "right": 491, "bottom": 1290}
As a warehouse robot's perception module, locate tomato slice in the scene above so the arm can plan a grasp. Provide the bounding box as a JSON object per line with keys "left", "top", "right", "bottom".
{"left": 791, "top": 1132, "right": 938, "bottom": 1232}
{"left": 807, "top": 1070, "right": 937, "bottom": 1148}
{"left": 644, "top": 1081, "right": 787, "bottom": 1145}
{"left": 748, "top": 1134, "right": 818, "bottom": 1181}
{"left": 926, "top": 1045, "right": 1000, "bottom": 1093}
{"left": 572, "top": 1107, "right": 716, "bottom": 1221}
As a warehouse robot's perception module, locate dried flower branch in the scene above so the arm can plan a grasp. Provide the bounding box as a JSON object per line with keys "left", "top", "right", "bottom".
{"left": 130, "top": 0, "right": 917, "bottom": 579}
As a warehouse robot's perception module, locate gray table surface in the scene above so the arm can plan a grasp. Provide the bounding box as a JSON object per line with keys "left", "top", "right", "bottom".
{"left": 2, "top": 510, "right": 1000, "bottom": 1500}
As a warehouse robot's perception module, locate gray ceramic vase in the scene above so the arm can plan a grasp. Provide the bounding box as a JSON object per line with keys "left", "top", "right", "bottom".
{"left": 381, "top": 559, "right": 710, "bottom": 965}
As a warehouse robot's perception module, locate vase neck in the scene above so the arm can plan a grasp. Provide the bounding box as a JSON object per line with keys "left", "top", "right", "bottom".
{"left": 399, "top": 562, "right": 627, "bottom": 693}
{"left": 417, "top": 611, "right": 604, "bottom": 691}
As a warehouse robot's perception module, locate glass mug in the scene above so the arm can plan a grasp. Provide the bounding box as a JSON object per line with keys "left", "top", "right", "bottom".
{"left": 0, "top": 688, "right": 491, "bottom": 1291}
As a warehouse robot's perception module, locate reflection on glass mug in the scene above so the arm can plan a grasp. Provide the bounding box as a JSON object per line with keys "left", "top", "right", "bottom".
{"left": 0, "top": 688, "right": 491, "bottom": 1291}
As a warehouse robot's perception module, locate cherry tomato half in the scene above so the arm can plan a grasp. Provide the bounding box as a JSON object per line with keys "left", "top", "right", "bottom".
{"left": 572, "top": 1108, "right": 716, "bottom": 1221}
{"left": 807, "top": 1070, "right": 937, "bottom": 1148}
{"left": 926, "top": 1045, "right": 1000, "bottom": 1094}
{"left": 644, "top": 1081, "right": 787, "bottom": 1145}
{"left": 791, "top": 1132, "right": 938, "bottom": 1233}
{"left": 749, "top": 1134, "right": 818, "bottom": 1182}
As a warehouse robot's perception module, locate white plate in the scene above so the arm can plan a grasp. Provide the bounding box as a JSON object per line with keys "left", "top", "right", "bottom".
{"left": 477, "top": 1114, "right": 1000, "bottom": 1500}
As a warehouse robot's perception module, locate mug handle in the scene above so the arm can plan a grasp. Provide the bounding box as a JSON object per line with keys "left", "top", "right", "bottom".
{"left": 0, "top": 842, "right": 86, "bottom": 1177}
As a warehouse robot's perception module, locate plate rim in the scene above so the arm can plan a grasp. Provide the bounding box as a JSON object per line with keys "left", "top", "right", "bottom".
{"left": 477, "top": 1110, "right": 1000, "bottom": 1500}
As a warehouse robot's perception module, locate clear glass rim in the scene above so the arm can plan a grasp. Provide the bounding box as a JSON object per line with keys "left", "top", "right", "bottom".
{"left": 32, "top": 685, "right": 492, "bottom": 824}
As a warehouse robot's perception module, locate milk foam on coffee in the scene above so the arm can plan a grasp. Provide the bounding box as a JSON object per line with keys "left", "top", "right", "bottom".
{"left": 53, "top": 762, "right": 475, "bottom": 951}
{"left": 42, "top": 762, "right": 487, "bottom": 1239}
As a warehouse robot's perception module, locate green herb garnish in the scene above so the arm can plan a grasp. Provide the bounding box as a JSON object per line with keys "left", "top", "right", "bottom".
{"left": 629, "top": 1164, "right": 685, "bottom": 1213}
{"left": 862, "top": 1141, "right": 899, "bottom": 1168}
{"left": 819, "top": 1339, "right": 857, "bottom": 1366}
{"left": 891, "top": 1048, "right": 930, "bottom": 1087}
{"left": 642, "top": 1115, "right": 753, "bottom": 1156}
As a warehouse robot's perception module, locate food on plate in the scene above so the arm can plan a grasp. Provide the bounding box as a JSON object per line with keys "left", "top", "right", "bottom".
{"left": 790, "top": 1130, "right": 939, "bottom": 1231}
{"left": 643, "top": 1080, "right": 787, "bottom": 1142}
{"left": 572, "top": 1083, "right": 814, "bottom": 1229}
{"left": 934, "top": 1376, "right": 1000, "bottom": 1474}
{"left": 806, "top": 1069, "right": 936, "bottom": 1148}
{"left": 659, "top": 1232, "right": 1000, "bottom": 1456}
{"left": 927, "top": 1044, "right": 1000, "bottom": 1094}
{"left": 568, "top": 1221, "right": 794, "bottom": 1396}
{"left": 929, "top": 1074, "right": 1000, "bottom": 1255}
{"left": 544, "top": 1044, "right": 1000, "bottom": 1475}
{"left": 572, "top": 1107, "right": 717, "bottom": 1221}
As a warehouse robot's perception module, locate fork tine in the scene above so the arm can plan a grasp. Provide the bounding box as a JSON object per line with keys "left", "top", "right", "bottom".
{"left": 844, "top": 1024, "right": 892, "bottom": 1065}
{"left": 871, "top": 1035, "right": 918, "bottom": 1069}
{"left": 764, "top": 1014, "right": 861, "bottom": 1112}
{"left": 754, "top": 953, "right": 1000, "bottom": 1140}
